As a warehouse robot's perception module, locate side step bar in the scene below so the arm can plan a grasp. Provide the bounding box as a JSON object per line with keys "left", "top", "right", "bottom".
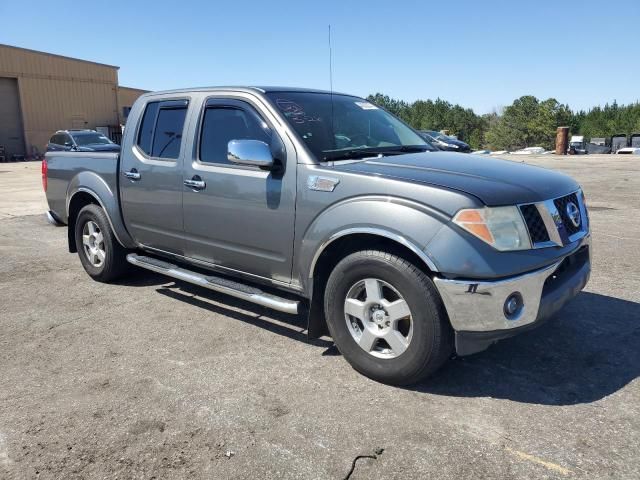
{"left": 126, "top": 254, "right": 299, "bottom": 315}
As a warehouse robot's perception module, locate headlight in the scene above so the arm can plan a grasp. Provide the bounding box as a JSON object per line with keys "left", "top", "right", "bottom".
{"left": 453, "top": 206, "right": 532, "bottom": 251}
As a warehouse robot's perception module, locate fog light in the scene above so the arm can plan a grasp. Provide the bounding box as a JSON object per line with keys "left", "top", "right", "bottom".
{"left": 504, "top": 292, "right": 524, "bottom": 319}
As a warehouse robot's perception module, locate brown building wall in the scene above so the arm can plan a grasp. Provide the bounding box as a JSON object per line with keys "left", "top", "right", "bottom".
{"left": 117, "top": 86, "right": 148, "bottom": 123}
{"left": 0, "top": 44, "right": 121, "bottom": 156}
{"left": 18, "top": 77, "right": 120, "bottom": 153}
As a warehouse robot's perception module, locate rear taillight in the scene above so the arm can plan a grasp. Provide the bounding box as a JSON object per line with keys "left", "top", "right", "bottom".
{"left": 41, "top": 158, "right": 48, "bottom": 192}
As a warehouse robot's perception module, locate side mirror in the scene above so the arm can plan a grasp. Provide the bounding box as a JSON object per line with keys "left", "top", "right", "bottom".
{"left": 227, "top": 139, "right": 274, "bottom": 169}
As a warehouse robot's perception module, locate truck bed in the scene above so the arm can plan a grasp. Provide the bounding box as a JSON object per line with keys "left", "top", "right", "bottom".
{"left": 45, "top": 151, "right": 120, "bottom": 224}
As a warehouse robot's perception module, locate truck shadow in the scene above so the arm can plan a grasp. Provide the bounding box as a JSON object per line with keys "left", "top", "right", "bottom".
{"left": 412, "top": 291, "right": 640, "bottom": 406}
{"left": 154, "top": 281, "right": 334, "bottom": 349}
{"left": 120, "top": 270, "right": 638, "bottom": 406}
{"left": 114, "top": 268, "right": 170, "bottom": 287}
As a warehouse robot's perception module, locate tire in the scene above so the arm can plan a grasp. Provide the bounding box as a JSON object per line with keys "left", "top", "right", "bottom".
{"left": 74, "top": 204, "right": 129, "bottom": 282}
{"left": 324, "top": 250, "right": 453, "bottom": 385}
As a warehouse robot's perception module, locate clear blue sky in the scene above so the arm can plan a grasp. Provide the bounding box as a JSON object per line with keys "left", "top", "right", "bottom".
{"left": 1, "top": 0, "right": 638, "bottom": 113}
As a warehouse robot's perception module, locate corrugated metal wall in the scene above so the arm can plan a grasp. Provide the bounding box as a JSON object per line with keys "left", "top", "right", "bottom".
{"left": 117, "top": 86, "right": 148, "bottom": 124}
{"left": 0, "top": 44, "right": 120, "bottom": 157}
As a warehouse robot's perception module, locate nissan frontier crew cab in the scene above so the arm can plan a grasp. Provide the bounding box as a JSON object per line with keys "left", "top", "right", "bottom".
{"left": 43, "top": 87, "right": 591, "bottom": 385}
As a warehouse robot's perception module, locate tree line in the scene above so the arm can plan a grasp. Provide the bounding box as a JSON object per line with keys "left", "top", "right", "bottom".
{"left": 367, "top": 93, "right": 640, "bottom": 151}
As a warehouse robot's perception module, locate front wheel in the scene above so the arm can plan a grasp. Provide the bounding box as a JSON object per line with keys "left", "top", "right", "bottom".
{"left": 324, "top": 250, "right": 453, "bottom": 385}
{"left": 74, "top": 204, "right": 129, "bottom": 282}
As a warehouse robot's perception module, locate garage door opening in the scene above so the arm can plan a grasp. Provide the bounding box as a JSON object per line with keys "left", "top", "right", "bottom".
{"left": 0, "top": 77, "right": 26, "bottom": 160}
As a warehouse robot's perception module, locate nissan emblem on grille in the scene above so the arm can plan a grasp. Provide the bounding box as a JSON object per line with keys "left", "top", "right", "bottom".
{"left": 565, "top": 202, "right": 581, "bottom": 228}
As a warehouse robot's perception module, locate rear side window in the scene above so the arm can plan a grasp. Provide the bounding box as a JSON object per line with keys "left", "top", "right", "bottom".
{"left": 137, "top": 102, "right": 159, "bottom": 154}
{"left": 136, "top": 100, "right": 188, "bottom": 159}
{"left": 51, "top": 134, "right": 67, "bottom": 145}
{"left": 152, "top": 108, "right": 188, "bottom": 158}
{"left": 200, "top": 107, "right": 270, "bottom": 165}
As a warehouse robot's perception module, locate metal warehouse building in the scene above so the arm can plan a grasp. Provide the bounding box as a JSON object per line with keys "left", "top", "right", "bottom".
{"left": 0, "top": 44, "right": 147, "bottom": 160}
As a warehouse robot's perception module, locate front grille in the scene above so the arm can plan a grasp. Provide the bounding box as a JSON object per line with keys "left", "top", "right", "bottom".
{"left": 554, "top": 193, "right": 581, "bottom": 235}
{"left": 520, "top": 204, "right": 550, "bottom": 243}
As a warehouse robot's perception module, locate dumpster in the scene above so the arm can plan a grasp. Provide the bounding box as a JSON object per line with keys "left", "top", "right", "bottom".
{"left": 611, "top": 134, "right": 628, "bottom": 153}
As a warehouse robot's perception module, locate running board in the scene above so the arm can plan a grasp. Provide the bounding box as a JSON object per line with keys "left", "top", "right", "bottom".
{"left": 126, "top": 254, "right": 299, "bottom": 315}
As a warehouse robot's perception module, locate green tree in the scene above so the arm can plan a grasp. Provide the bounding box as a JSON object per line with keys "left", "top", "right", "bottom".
{"left": 367, "top": 94, "right": 487, "bottom": 149}
{"left": 367, "top": 91, "right": 640, "bottom": 151}
{"left": 485, "top": 96, "right": 573, "bottom": 150}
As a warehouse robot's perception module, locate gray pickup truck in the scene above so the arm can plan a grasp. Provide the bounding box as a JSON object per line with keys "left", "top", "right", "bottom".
{"left": 44, "top": 87, "right": 591, "bottom": 385}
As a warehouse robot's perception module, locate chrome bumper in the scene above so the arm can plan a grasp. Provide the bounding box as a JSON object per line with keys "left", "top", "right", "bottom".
{"left": 434, "top": 237, "right": 591, "bottom": 354}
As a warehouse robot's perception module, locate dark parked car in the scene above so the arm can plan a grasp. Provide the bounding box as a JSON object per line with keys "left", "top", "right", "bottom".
{"left": 419, "top": 130, "right": 471, "bottom": 153}
{"left": 47, "top": 130, "right": 120, "bottom": 152}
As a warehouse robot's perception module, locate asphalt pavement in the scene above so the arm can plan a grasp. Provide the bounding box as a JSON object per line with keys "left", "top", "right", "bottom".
{"left": 0, "top": 155, "right": 638, "bottom": 479}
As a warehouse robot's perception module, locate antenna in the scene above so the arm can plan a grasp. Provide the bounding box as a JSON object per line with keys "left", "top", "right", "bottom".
{"left": 328, "top": 24, "right": 335, "bottom": 151}
{"left": 328, "top": 24, "right": 334, "bottom": 93}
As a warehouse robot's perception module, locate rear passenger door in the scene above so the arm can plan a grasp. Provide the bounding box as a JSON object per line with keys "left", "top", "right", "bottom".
{"left": 120, "top": 98, "right": 190, "bottom": 254}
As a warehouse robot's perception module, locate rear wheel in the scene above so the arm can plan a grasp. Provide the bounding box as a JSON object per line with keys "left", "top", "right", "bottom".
{"left": 324, "top": 250, "right": 453, "bottom": 385}
{"left": 74, "top": 204, "right": 128, "bottom": 282}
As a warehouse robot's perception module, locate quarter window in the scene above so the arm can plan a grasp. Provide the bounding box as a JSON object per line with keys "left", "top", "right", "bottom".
{"left": 137, "top": 102, "right": 159, "bottom": 155}
{"left": 200, "top": 107, "right": 271, "bottom": 165}
{"left": 151, "top": 107, "right": 187, "bottom": 159}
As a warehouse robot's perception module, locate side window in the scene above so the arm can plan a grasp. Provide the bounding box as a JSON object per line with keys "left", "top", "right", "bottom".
{"left": 151, "top": 107, "right": 188, "bottom": 159}
{"left": 136, "top": 101, "right": 188, "bottom": 159}
{"left": 137, "top": 102, "right": 160, "bottom": 155}
{"left": 50, "top": 134, "right": 59, "bottom": 145}
{"left": 200, "top": 107, "right": 270, "bottom": 165}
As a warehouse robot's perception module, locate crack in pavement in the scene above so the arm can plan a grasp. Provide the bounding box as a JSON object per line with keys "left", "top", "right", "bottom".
{"left": 342, "top": 448, "right": 384, "bottom": 480}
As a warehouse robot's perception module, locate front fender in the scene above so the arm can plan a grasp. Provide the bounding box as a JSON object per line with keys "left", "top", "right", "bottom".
{"left": 296, "top": 196, "right": 450, "bottom": 293}
{"left": 67, "top": 171, "right": 136, "bottom": 249}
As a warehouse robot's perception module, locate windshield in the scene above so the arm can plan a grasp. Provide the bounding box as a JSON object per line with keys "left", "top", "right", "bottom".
{"left": 265, "top": 92, "right": 433, "bottom": 160}
{"left": 72, "top": 133, "right": 113, "bottom": 146}
{"left": 423, "top": 130, "right": 451, "bottom": 142}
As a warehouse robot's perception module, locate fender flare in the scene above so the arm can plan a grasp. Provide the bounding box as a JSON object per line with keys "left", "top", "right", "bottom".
{"left": 297, "top": 196, "right": 449, "bottom": 291}
{"left": 308, "top": 227, "right": 440, "bottom": 278}
{"left": 66, "top": 172, "right": 136, "bottom": 249}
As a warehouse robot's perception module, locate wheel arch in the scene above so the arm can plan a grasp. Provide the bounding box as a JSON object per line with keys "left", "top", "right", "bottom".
{"left": 305, "top": 230, "right": 440, "bottom": 339}
{"left": 66, "top": 187, "right": 135, "bottom": 253}
{"left": 309, "top": 228, "right": 439, "bottom": 279}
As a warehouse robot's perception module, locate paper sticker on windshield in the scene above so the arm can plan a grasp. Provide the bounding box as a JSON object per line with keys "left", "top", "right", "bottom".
{"left": 355, "top": 101, "right": 378, "bottom": 110}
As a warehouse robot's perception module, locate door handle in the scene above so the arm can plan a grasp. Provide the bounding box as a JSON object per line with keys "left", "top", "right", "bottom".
{"left": 123, "top": 169, "right": 141, "bottom": 180}
{"left": 184, "top": 176, "right": 206, "bottom": 190}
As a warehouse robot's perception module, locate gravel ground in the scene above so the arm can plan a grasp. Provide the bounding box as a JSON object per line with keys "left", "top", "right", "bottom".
{"left": 0, "top": 155, "right": 638, "bottom": 479}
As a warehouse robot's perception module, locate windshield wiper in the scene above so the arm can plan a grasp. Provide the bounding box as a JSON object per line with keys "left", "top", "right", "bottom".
{"left": 385, "top": 145, "right": 433, "bottom": 153}
{"left": 322, "top": 149, "right": 385, "bottom": 162}
{"left": 322, "top": 145, "right": 432, "bottom": 162}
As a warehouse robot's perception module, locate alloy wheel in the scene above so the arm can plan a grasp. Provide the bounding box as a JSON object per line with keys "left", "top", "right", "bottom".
{"left": 343, "top": 278, "right": 413, "bottom": 359}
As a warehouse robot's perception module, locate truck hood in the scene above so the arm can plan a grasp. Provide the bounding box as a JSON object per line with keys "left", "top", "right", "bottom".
{"left": 329, "top": 152, "right": 579, "bottom": 205}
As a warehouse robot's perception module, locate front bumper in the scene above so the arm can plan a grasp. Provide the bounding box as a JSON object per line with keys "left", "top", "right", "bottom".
{"left": 434, "top": 237, "right": 591, "bottom": 355}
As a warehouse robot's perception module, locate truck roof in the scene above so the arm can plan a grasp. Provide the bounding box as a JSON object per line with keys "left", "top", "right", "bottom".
{"left": 139, "top": 86, "right": 353, "bottom": 98}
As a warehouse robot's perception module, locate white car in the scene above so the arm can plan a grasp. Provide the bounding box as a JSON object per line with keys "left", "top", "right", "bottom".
{"left": 512, "top": 147, "right": 546, "bottom": 155}
{"left": 616, "top": 147, "right": 640, "bottom": 155}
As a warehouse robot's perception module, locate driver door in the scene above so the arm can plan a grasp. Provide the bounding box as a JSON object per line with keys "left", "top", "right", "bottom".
{"left": 181, "top": 96, "right": 296, "bottom": 283}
